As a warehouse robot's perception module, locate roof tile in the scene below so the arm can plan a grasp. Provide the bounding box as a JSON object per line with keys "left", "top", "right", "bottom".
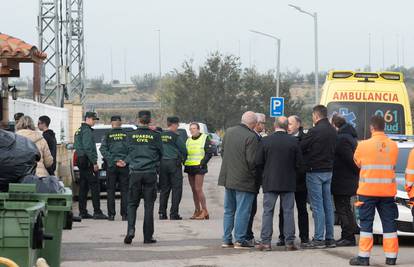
{"left": 0, "top": 32, "right": 47, "bottom": 61}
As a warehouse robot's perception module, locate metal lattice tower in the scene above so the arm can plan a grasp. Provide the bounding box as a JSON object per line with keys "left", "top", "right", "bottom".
{"left": 38, "top": 0, "right": 85, "bottom": 107}
{"left": 38, "top": 0, "right": 63, "bottom": 106}
{"left": 66, "top": 0, "right": 86, "bottom": 103}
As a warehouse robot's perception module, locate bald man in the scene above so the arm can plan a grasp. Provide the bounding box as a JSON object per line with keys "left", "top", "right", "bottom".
{"left": 218, "top": 111, "right": 260, "bottom": 249}
{"left": 256, "top": 116, "right": 302, "bottom": 251}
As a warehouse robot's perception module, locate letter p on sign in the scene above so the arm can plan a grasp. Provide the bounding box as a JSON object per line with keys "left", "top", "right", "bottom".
{"left": 270, "top": 97, "right": 284, "bottom": 117}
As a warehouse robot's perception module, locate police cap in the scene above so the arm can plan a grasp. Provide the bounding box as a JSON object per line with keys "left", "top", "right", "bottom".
{"left": 167, "top": 116, "right": 179, "bottom": 124}
{"left": 138, "top": 110, "right": 151, "bottom": 119}
{"left": 85, "top": 111, "right": 99, "bottom": 120}
{"left": 110, "top": 115, "right": 122, "bottom": 122}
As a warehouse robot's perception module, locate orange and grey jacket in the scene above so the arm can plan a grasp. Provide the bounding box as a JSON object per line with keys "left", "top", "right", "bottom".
{"left": 405, "top": 149, "right": 414, "bottom": 199}
{"left": 354, "top": 131, "right": 398, "bottom": 197}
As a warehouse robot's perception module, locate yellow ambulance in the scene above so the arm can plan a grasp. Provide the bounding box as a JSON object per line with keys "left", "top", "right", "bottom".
{"left": 320, "top": 71, "right": 412, "bottom": 139}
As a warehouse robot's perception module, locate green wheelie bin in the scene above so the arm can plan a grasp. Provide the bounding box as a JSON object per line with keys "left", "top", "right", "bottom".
{"left": 1, "top": 183, "right": 75, "bottom": 267}
{"left": 31, "top": 186, "right": 73, "bottom": 267}
{"left": 0, "top": 185, "right": 50, "bottom": 267}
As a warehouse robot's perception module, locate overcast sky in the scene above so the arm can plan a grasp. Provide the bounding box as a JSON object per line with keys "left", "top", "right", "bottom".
{"left": 2, "top": 0, "right": 413, "bottom": 82}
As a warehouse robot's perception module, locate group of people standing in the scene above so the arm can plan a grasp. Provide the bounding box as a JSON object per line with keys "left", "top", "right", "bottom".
{"left": 218, "top": 106, "right": 350, "bottom": 250}
{"left": 218, "top": 105, "right": 412, "bottom": 266}
{"left": 73, "top": 111, "right": 213, "bottom": 244}
{"left": 12, "top": 113, "right": 57, "bottom": 178}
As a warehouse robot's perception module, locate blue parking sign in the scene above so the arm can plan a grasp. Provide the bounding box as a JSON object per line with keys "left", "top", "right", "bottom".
{"left": 270, "top": 97, "right": 284, "bottom": 117}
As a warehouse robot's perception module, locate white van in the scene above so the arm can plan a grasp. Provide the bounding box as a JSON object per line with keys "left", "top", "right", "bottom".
{"left": 178, "top": 122, "right": 209, "bottom": 137}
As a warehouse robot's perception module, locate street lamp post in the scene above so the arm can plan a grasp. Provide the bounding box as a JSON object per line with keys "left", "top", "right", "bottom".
{"left": 289, "top": 4, "right": 319, "bottom": 105}
{"left": 156, "top": 29, "right": 162, "bottom": 78}
{"left": 249, "top": 30, "right": 281, "bottom": 98}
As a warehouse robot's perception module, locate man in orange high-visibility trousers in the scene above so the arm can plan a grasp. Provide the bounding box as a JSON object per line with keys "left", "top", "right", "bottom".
{"left": 350, "top": 115, "right": 399, "bottom": 266}
{"left": 404, "top": 148, "right": 414, "bottom": 226}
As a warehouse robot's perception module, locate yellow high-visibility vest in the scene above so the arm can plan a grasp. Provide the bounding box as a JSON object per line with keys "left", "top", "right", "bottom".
{"left": 185, "top": 133, "right": 207, "bottom": 166}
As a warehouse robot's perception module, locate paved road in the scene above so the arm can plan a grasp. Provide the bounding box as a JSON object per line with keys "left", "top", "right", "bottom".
{"left": 62, "top": 157, "right": 414, "bottom": 267}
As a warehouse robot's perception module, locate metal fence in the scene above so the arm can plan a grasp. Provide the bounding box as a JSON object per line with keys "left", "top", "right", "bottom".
{"left": 84, "top": 101, "right": 161, "bottom": 110}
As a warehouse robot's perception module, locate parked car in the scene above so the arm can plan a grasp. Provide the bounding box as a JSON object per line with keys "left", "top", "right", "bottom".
{"left": 209, "top": 133, "right": 222, "bottom": 156}
{"left": 72, "top": 124, "right": 137, "bottom": 198}
{"left": 178, "top": 122, "right": 209, "bottom": 137}
{"left": 355, "top": 136, "right": 414, "bottom": 244}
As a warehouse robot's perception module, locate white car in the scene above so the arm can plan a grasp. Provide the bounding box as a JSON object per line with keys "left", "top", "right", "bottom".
{"left": 357, "top": 139, "right": 414, "bottom": 243}
{"left": 72, "top": 124, "right": 137, "bottom": 196}
{"left": 178, "top": 122, "right": 209, "bottom": 137}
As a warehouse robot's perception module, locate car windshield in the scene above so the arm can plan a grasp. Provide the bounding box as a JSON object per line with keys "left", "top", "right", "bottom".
{"left": 396, "top": 147, "right": 411, "bottom": 173}
{"left": 327, "top": 102, "right": 405, "bottom": 139}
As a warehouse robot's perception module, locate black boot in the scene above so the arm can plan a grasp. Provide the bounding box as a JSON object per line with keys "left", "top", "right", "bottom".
{"left": 159, "top": 214, "right": 168, "bottom": 220}
{"left": 124, "top": 229, "right": 135, "bottom": 245}
{"left": 170, "top": 214, "right": 182, "bottom": 220}
{"left": 385, "top": 258, "right": 397, "bottom": 265}
{"left": 124, "top": 234, "right": 134, "bottom": 244}
{"left": 349, "top": 256, "right": 370, "bottom": 266}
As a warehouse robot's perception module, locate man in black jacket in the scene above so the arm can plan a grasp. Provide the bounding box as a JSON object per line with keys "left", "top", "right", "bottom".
{"left": 38, "top": 115, "right": 57, "bottom": 176}
{"left": 256, "top": 116, "right": 302, "bottom": 251}
{"left": 301, "top": 105, "right": 337, "bottom": 249}
{"left": 278, "top": 115, "right": 310, "bottom": 246}
{"left": 331, "top": 115, "right": 359, "bottom": 247}
{"left": 245, "top": 113, "right": 266, "bottom": 247}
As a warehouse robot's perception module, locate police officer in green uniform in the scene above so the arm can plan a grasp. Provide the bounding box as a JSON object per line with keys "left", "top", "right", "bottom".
{"left": 99, "top": 115, "right": 129, "bottom": 221}
{"left": 122, "top": 110, "right": 163, "bottom": 244}
{"left": 74, "top": 112, "right": 108, "bottom": 220}
{"left": 158, "top": 116, "right": 187, "bottom": 220}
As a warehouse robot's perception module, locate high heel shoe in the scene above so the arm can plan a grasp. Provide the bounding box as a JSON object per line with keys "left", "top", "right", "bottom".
{"left": 190, "top": 210, "right": 201, "bottom": 220}
{"left": 195, "top": 209, "right": 209, "bottom": 220}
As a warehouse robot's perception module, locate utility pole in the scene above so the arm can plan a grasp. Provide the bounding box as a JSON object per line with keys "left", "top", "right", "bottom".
{"left": 110, "top": 48, "right": 113, "bottom": 83}
{"left": 402, "top": 36, "right": 405, "bottom": 67}
{"left": 65, "top": 0, "right": 86, "bottom": 103}
{"left": 249, "top": 30, "right": 281, "bottom": 97}
{"left": 38, "top": 0, "right": 63, "bottom": 106}
{"left": 38, "top": 0, "right": 85, "bottom": 106}
{"left": 289, "top": 4, "right": 319, "bottom": 105}
{"left": 368, "top": 33, "right": 371, "bottom": 71}
{"left": 124, "top": 49, "right": 127, "bottom": 83}
{"left": 157, "top": 29, "right": 162, "bottom": 78}
{"left": 382, "top": 36, "right": 385, "bottom": 70}
{"left": 396, "top": 34, "right": 400, "bottom": 67}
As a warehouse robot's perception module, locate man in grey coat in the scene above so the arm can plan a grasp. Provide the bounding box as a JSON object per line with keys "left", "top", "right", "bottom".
{"left": 218, "top": 111, "right": 259, "bottom": 249}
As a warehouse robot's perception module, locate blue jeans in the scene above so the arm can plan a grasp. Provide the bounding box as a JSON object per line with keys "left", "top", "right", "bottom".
{"left": 306, "top": 172, "right": 334, "bottom": 241}
{"left": 223, "top": 188, "right": 255, "bottom": 243}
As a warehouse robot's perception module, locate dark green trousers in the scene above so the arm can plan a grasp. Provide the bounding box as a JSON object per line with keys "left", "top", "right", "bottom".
{"left": 107, "top": 166, "right": 129, "bottom": 217}
{"left": 127, "top": 172, "right": 157, "bottom": 240}
{"left": 158, "top": 159, "right": 183, "bottom": 217}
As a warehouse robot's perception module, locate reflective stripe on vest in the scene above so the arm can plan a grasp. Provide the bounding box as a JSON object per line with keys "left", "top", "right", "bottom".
{"left": 360, "top": 164, "right": 394, "bottom": 170}
{"left": 185, "top": 134, "right": 207, "bottom": 166}
{"left": 359, "top": 177, "right": 396, "bottom": 184}
{"left": 405, "top": 168, "right": 414, "bottom": 175}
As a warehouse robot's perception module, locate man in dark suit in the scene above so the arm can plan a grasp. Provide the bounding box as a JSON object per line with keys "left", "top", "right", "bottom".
{"left": 277, "top": 115, "right": 310, "bottom": 246}
{"left": 256, "top": 116, "right": 302, "bottom": 251}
